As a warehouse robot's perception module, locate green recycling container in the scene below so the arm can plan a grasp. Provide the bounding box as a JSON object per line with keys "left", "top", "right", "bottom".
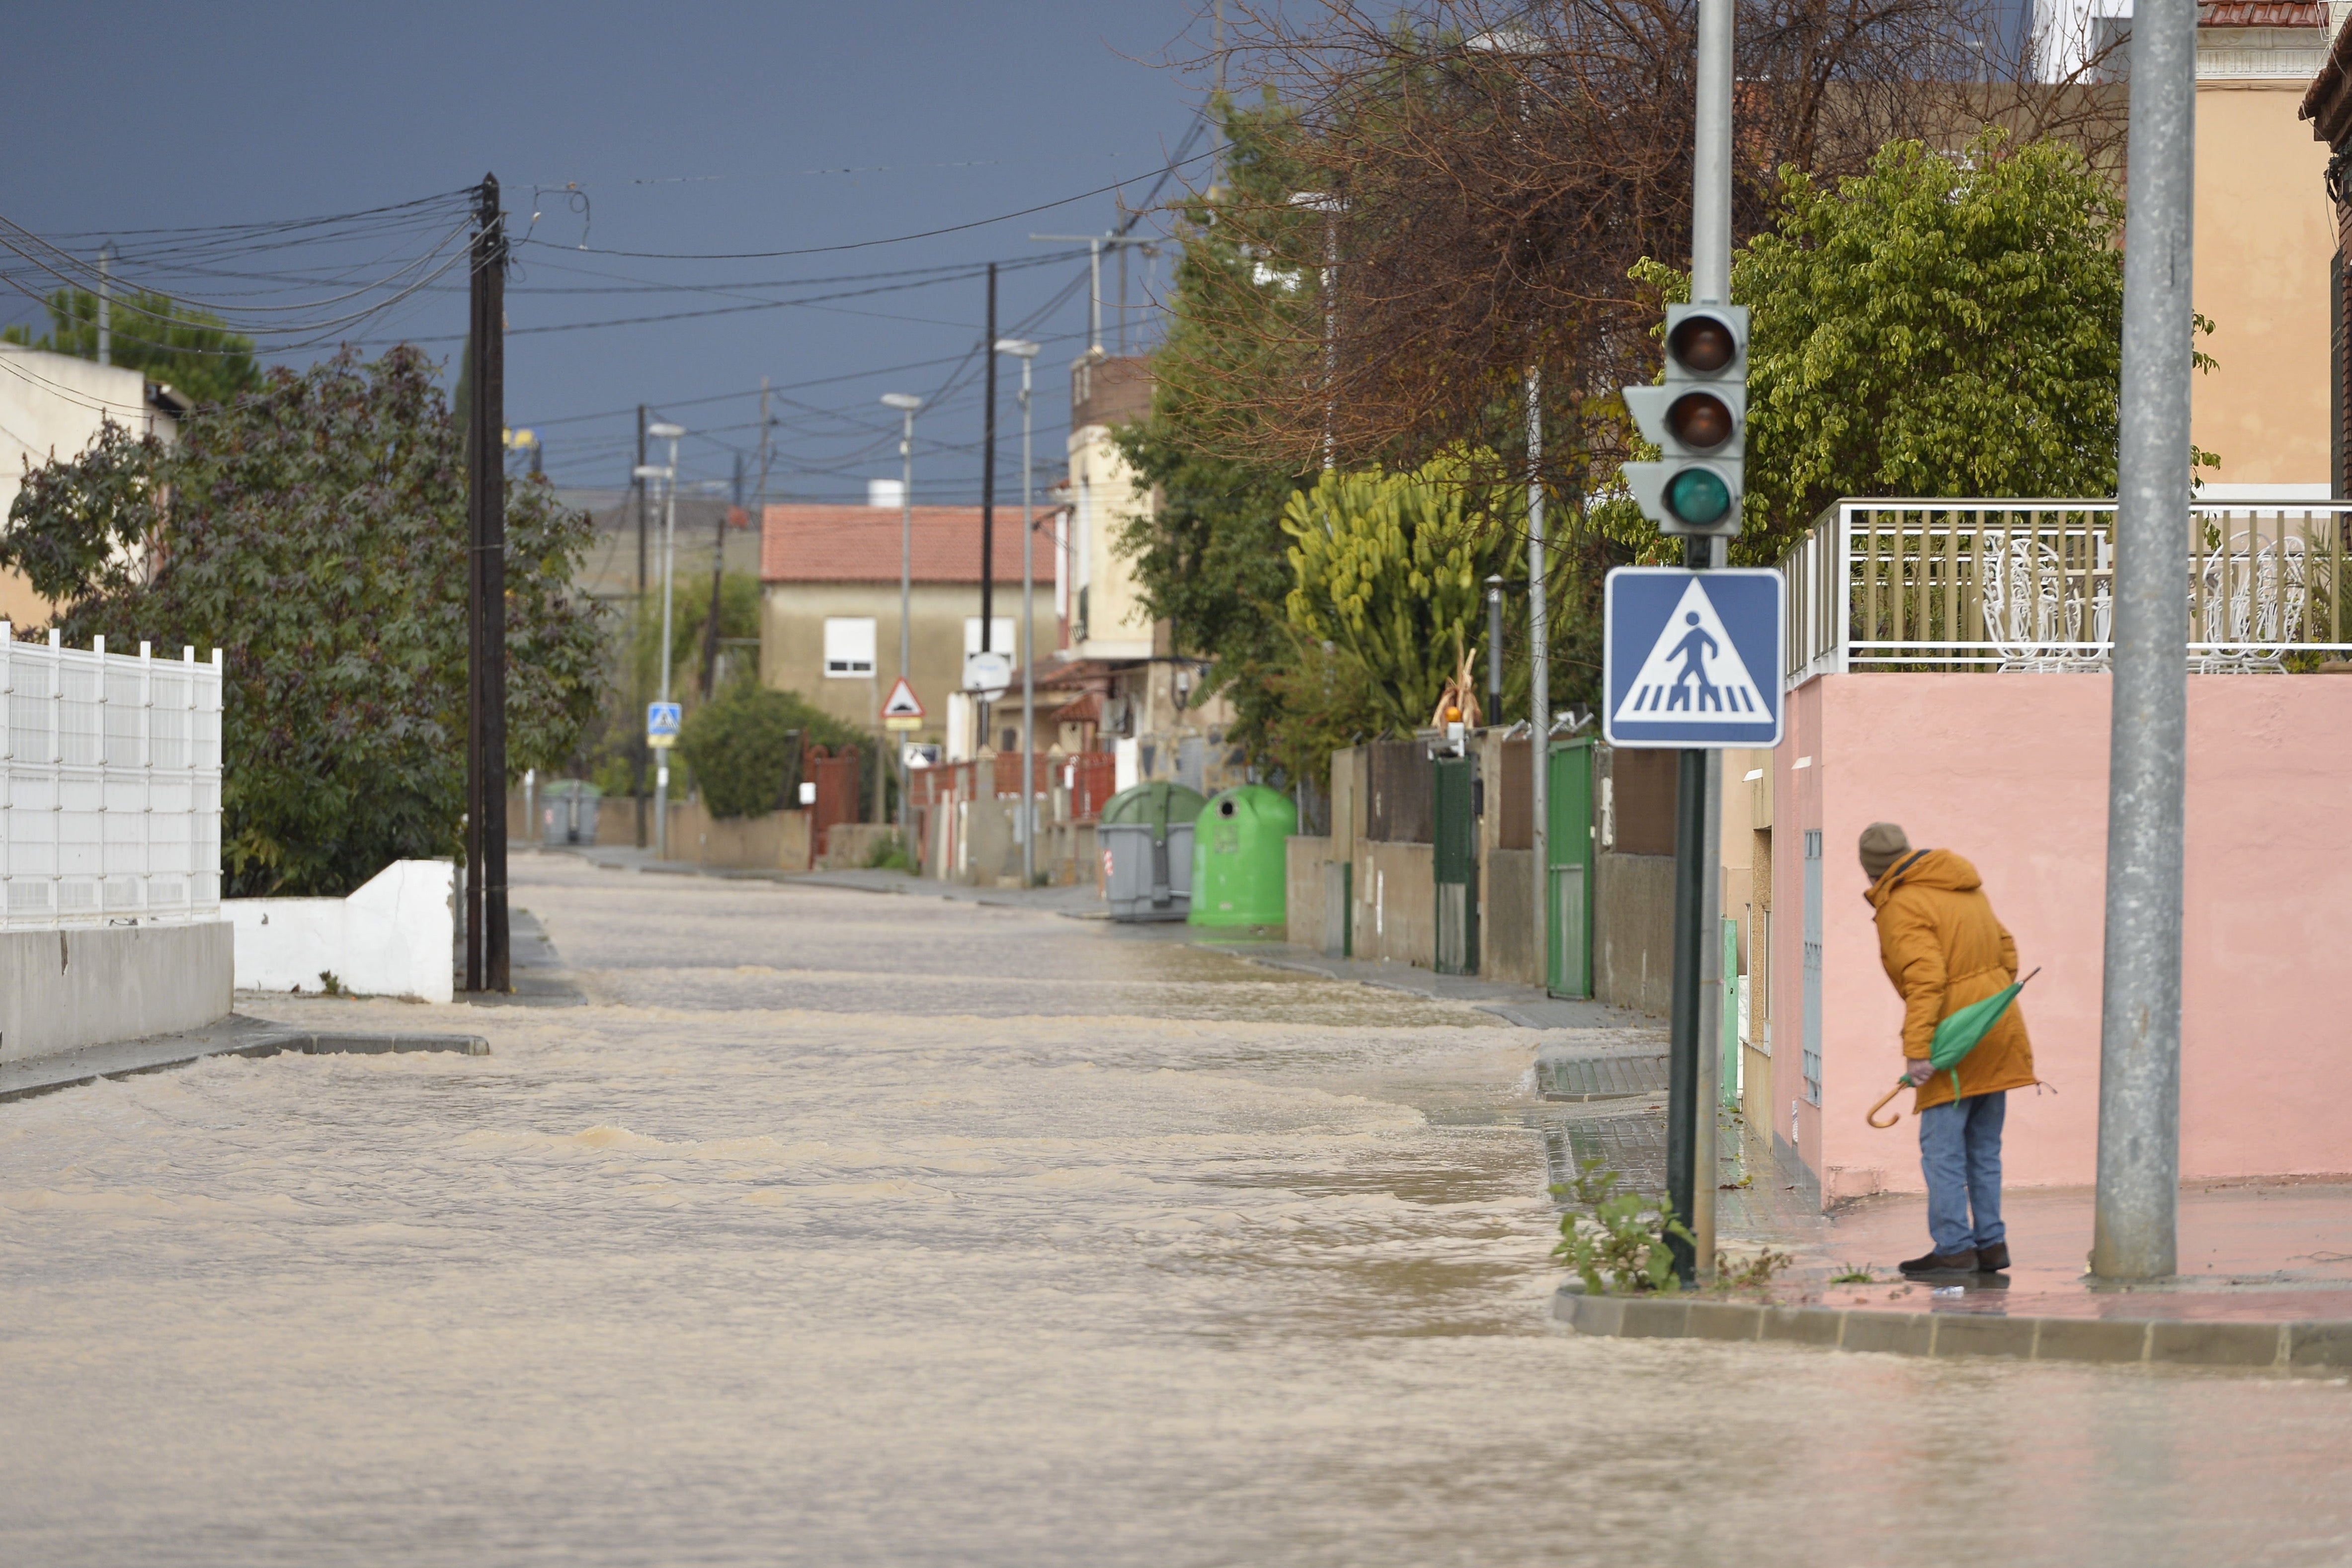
{"left": 1187, "top": 784, "right": 1297, "bottom": 928}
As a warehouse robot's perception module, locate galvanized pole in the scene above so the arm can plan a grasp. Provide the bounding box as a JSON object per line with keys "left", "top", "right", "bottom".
{"left": 2093, "top": 0, "right": 2195, "bottom": 1282}
{"left": 1019, "top": 352, "right": 1036, "bottom": 888}
{"left": 634, "top": 407, "right": 649, "bottom": 850}
{"left": 655, "top": 431, "right": 679, "bottom": 862}
{"left": 1665, "top": 0, "right": 1739, "bottom": 1283}
{"left": 897, "top": 402, "right": 916, "bottom": 841}
{"left": 1527, "top": 365, "right": 1548, "bottom": 995}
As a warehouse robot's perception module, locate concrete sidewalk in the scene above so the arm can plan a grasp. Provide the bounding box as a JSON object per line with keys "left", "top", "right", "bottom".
{"left": 1563, "top": 1144, "right": 2352, "bottom": 1371}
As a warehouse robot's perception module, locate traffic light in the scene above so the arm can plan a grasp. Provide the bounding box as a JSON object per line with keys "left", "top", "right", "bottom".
{"left": 1621, "top": 303, "right": 1749, "bottom": 537}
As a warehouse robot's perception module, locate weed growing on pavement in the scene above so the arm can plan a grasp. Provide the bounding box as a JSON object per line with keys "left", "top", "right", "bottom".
{"left": 1549, "top": 1157, "right": 1695, "bottom": 1295}
{"left": 1711, "top": 1249, "right": 1796, "bottom": 1294}
{"left": 865, "top": 832, "right": 914, "bottom": 872}
{"left": 318, "top": 971, "right": 348, "bottom": 997}
{"left": 1829, "top": 1264, "right": 1876, "bottom": 1284}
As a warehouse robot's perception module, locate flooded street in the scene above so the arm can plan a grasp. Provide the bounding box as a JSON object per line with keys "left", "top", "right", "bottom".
{"left": 4, "top": 855, "right": 2350, "bottom": 1567}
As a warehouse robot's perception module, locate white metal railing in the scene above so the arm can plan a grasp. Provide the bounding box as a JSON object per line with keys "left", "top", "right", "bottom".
{"left": 1780, "top": 499, "right": 2352, "bottom": 684}
{"left": 0, "top": 624, "right": 223, "bottom": 929}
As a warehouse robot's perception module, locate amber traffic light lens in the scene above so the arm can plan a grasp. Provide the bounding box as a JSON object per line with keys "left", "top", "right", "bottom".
{"left": 1665, "top": 391, "right": 1734, "bottom": 451}
{"left": 1667, "top": 315, "right": 1737, "bottom": 374}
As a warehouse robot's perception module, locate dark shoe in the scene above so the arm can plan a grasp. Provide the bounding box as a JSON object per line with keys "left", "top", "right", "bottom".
{"left": 1899, "top": 1249, "right": 1980, "bottom": 1279}
{"left": 1974, "top": 1242, "right": 2011, "bottom": 1273}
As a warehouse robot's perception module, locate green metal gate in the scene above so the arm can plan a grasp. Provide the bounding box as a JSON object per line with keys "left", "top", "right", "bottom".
{"left": 1433, "top": 752, "right": 1478, "bottom": 975}
{"left": 1546, "top": 739, "right": 1596, "bottom": 997}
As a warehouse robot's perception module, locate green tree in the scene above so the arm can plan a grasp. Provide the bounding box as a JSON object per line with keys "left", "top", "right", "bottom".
{"left": 674, "top": 681, "right": 865, "bottom": 820}
{"left": 1634, "top": 133, "right": 2150, "bottom": 561}
{"left": 2, "top": 345, "right": 603, "bottom": 896}
{"left": 1282, "top": 453, "right": 1532, "bottom": 736}
{"left": 3, "top": 286, "right": 262, "bottom": 407}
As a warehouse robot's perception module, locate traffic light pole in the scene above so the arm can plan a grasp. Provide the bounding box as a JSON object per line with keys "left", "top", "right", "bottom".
{"left": 1663, "top": 0, "right": 1738, "bottom": 1286}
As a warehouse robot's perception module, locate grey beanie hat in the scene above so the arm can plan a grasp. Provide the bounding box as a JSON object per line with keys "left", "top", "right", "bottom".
{"left": 1859, "top": 822, "right": 1911, "bottom": 881}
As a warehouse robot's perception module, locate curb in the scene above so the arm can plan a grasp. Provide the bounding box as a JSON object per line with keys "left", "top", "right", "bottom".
{"left": 1553, "top": 1288, "right": 2352, "bottom": 1374}
{"left": 0, "top": 1015, "right": 490, "bottom": 1104}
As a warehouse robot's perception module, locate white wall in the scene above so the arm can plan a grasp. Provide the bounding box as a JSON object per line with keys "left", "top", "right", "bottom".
{"left": 227, "top": 860, "right": 454, "bottom": 1002}
{"left": 0, "top": 921, "right": 234, "bottom": 1064}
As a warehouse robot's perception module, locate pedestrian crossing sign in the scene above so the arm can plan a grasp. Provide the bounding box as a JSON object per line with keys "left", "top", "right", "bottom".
{"left": 1603, "top": 567, "right": 1783, "bottom": 748}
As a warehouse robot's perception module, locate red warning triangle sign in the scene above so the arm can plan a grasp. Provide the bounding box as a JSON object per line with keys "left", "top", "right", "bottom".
{"left": 881, "top": 676, "right": 924, "bottom": 719}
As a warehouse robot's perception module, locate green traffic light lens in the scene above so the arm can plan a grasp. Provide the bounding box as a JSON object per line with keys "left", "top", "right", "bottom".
{"left": 1666, "top": 468, "right": 1731, "bottom": 526}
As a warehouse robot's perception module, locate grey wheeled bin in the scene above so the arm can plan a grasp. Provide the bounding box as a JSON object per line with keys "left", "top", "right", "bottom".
{"left": 541, "top": 779, "right": 604, "bottom": 845}
{"left": 1099, "top": 781, "right": 1207, "bottom": 921}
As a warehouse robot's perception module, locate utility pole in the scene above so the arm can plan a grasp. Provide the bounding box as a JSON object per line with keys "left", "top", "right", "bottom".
{"left": 96, "top": 243, "right": 114, "bottom": 368}
{"left": 465, "top": 173, "right": 511, "bottom": 992}
{"left": 634, "top": 406, "right": 649, "bottom": 849}
{"left": 648, "top": 422, "right": 685, "bottom": 861}
{"left": 701, "top": 452, "right": 737, "bottom": 699}
{"left": 1485, "top": 575, "right": 1504, "bottom": 722}
{"left": 883, "top": 392, "right": 921, "bottom": 842}
{"left": 2093, "top": 0, "right": 2195, "bottom": 1282}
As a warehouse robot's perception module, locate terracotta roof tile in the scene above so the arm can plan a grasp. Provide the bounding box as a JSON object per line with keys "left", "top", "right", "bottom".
{"left": 2200, "top": 1, "right": 2325, "bottom": 26}
{"left": 760, "top": 502, "right": 1053, "bottom": 584}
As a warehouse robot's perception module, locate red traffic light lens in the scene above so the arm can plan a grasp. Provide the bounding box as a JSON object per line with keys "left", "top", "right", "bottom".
{"left": 1667, "top": 314, "right": 1737, "bottom": 374}
{"left": 1665, "top": 391, "right": 1734, "bottom": 451}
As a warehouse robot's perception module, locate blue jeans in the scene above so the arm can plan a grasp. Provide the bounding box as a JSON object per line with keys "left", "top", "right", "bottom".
{"left": 1917, "top": 1091, "right": 2006, "bottom": 1256}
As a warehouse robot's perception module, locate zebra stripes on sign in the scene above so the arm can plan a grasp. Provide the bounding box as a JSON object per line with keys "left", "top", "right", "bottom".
{"left": 1602, "top": 568, "right": 1784, "bottom": 748}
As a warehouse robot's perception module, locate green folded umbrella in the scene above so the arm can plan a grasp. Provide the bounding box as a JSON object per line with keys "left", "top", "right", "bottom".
{"left": 1867, "top": 968, "right": 2039, "bottom": 1126}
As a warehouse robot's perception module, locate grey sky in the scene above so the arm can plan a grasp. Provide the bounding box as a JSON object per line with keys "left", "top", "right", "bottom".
{"left": 1, "top": 2, "right": 1213, "bottom": 502}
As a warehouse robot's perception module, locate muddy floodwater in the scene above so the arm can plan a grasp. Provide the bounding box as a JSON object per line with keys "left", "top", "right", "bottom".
{"left": 3, "top": 857, "right": 2349, "bottom": 1567}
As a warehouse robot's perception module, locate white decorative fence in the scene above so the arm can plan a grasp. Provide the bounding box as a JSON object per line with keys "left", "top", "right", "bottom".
{"left": 1781, "top": 499, "right": 2352, "bottom": 684}
{"left": 0, "top": 625, "right": 223, "bottom": 929}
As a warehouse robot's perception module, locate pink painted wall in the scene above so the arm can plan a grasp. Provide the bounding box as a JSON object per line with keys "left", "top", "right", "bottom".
{"left": 1771, "top": 673, "right": 2352, "bottom": 1205}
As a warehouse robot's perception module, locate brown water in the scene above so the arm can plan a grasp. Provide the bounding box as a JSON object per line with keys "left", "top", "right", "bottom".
{"left": 2, "top": 856, "right": 2348, "bottom": 1567}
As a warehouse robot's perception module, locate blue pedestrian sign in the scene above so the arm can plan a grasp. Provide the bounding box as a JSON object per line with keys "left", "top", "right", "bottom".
{"left": 646, "top": 700, "right": 682, "bottom": 749}
{"left": 1603, "top": 568, "right": 1784, "bottom": 748}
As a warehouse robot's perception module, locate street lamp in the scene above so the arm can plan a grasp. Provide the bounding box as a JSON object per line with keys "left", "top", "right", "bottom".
{"left": 993, "top": 337, "right": 1041, "bottom": 887}
{"left": 1286, "top": 191, "right": 1342, "bottom": 471}
{"left": 643, "top": 419, "right": 686, "bottom": 860}
{"left": 881, "top": 393, "right": 922, "bottom": 844}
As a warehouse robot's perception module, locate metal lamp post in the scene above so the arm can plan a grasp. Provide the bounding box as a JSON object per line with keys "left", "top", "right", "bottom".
{"left": 993, "top": 338, "right": 1042, "bottom": 887}
{"left": 643, "top": 420, "right": 685, "bottom": 859}
{"left": 882, "top": 393, "right": 922, "bottom": 842}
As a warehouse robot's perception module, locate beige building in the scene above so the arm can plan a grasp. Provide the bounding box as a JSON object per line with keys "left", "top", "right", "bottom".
{"left": 0, "top": 344, "right": 188, "bottom": 627}
{"left": 1043, "top": 352, "right": 1246, "bottom": 795}
{"left": 758, "top": 495, "right": 1053, "bottom": 755}
{"left": 2190, "top": 1, "right": 2337, "bottom": 492}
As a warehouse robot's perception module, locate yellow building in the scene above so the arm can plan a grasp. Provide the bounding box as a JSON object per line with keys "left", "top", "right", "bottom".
{"left": 2190, "top": 1, "right": 2336, "bottom": 494}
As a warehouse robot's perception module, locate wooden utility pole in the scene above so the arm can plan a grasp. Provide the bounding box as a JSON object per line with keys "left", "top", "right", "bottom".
{"left": 466, "top": 172, "right": 511, "bottom": 992}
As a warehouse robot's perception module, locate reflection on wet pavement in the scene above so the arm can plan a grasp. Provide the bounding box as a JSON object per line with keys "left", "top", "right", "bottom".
{"left": 1, "top": 855, "right": 2349, "bottom": 1568}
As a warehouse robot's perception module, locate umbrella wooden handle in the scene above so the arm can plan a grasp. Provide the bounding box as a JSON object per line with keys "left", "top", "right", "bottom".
{"left": 1866, "top": 1080, "right": 1908, "bottom": 1129}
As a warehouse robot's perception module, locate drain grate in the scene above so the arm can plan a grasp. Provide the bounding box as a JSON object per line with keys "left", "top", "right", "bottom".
{"left": 1535, "top": 1050, "right": 1668, "bottom": 1102}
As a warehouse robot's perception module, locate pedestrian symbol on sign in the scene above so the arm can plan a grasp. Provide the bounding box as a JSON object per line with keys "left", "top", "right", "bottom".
{"left": 646, "top": 700, "right": 682, "bottom": 749}
{"left": 1602, "top": 568, "right": 1783, "bottom": 748}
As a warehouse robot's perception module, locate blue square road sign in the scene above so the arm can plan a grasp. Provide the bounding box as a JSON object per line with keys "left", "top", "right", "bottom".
{"left": 646, "top": 700, "right": 683, "bottom": 748}
{"left": 1602, "top": 568, "right": 1784, "bottom": 748}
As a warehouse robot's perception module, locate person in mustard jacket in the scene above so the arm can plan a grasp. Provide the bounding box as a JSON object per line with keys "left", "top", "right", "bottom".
{"left": 1860, "top": 822, "right": 2035, "bottom": 1279}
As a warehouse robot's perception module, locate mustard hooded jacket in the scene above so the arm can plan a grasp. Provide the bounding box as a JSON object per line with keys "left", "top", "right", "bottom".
{"left": 1865, "top": 848, "right": 2036, "bottom": 1113}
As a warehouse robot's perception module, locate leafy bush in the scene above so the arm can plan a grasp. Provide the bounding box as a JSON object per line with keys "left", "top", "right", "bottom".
{"left": 674, "top": 683, "right": 865, "bottom": 820}
{"left": 1549, "top": 1158, "right": 1694, "bottom": 1295}
{"left": 3, "top": 345, "right": 603, "bottom": 895}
